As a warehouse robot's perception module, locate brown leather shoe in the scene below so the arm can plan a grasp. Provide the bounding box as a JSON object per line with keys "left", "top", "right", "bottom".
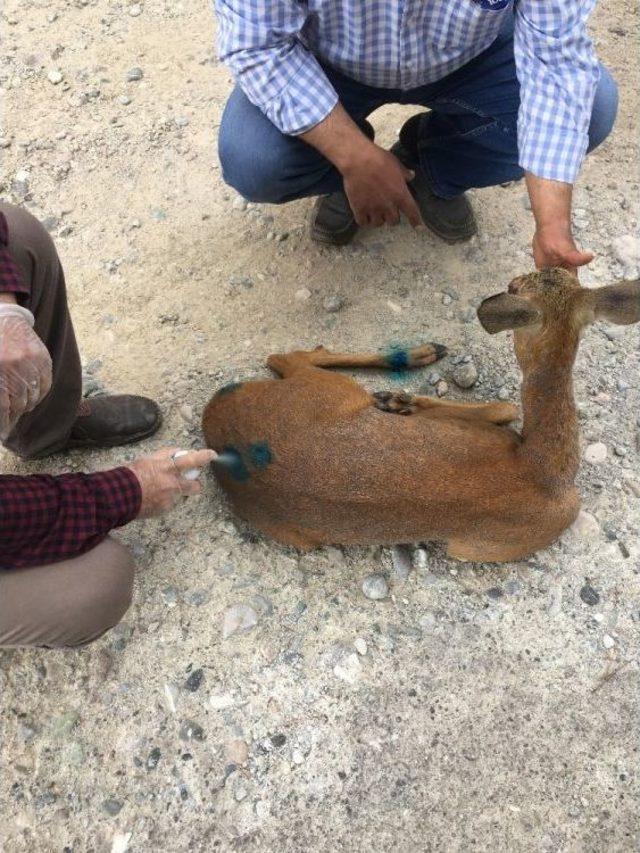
{"left": 66, "top": 395, "right": 162, "bottom": 450}
{"left": 391, "top": 113, "right": 478, "bottom": 243}
{"left": 309, "top": 191, "right": 358, "bottom": 246}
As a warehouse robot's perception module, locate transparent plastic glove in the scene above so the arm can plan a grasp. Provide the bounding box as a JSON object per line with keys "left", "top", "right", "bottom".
{"left": 126, "top": 447, "right": 218, "bottom": 518}
{"left": 0, "top": 306, "right": 53, "bottom": 440}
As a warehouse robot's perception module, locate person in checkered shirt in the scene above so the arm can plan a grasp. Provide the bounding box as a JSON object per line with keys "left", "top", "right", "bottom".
{"left": 214, "top": 1, "right": 617, "bottom": 268}
{"left": 0, "top": 204, "right": 215, "bottom": 648}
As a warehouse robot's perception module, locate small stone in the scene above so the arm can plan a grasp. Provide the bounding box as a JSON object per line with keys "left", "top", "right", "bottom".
{"left": 391, "top": 545, "right": 412, "bottom": 582}
{"left": 354, "top": 638, "right": 367, "bottom": 656}
{"left": 292, "top": 749, "right": 305, "bottom": 765}
{"left": 602, "top": 634, "right": 615, "bottom": 649}
{"left": 209, "top": 692, "right": 235, "bottom": 710}
{"left": 175, "top": 116, "right": 189, "bottom": 128}
{"left": 270, "top": 733, "right": 286, "bottom": 748}
{"left": 179, "top": 403, "right": 194, "bottom": 423}
{"left": 226, "top": 739, "right": 249, "bottom": 764}
{"left": 579, "top": 584, "right": 600, "bottom": 606}
{"left": 568, "top": 510, "right": 600, "bottom": 541}
{"left": 323, "top": 295, "right": 344, "bottom": 313}
{"left": 452, "top": 361, "right": 478, "bottom": 389}
{"left": 442, "top": 294, "right": 452, "bottom": 306}
{"left": 333, "top": 653, "right": 362, "bottom": 684}
{"left": 413, "top": 548, "right": 428, "bottom": 571}
{"left": 129, "top": 3, "right": 142, "bottom": 15}
{"left": 50, "top": 712, "right": 79, "bottom": 738}
{"left": 276, "top": 232, "right": 289, "bottom": 242}
{"left": 613, "top": 445, "right": 627, "bottom": 457}
{"left": 436, "top": 379, "right": 448, "bottom": 397}
{"left": 47, "top": 69, "right": 63, "bottom": 85}
{"left": 146, "top": 747, "right": 161, "bottom": 770}
{"left": 0, "top": 138, "right": 11, "bottom": 149}
{"left": 361, "top": 574, "right": 388, "bottom": 600}
{"left": 497, "top": 387, "right": 511, "bottom": 401}
{"left": 486, "top": 587, "right": 503, "bottom": 600}
{"left": 585, "top": 442, "right": 607, "bottom": 465}
{"left": 222, "top": 604, "right": 259, "bottom": 638}
{"left": 179, "top": 720, "right": 205, "bottom": 742}
{"left": 126, "top": 67, "right": 144, "bottom": 82}
{"left": 232, "top": 196, "right": 248, "bottom": 211}
{"left": 295, "top": 287, "right": 311, "bottom": 302}
{"left": 118, "top": 95, "right": 132, "bottom": 106}
{"left": 235, "top": 787, "right": 248, "bottom": 802}
{"left": 185, "top": 668, "right": 204, "bottom": 692}
{"left": 102, "top": 799, "right": 123, "bottom": 817}
{"left": 255, "top": 800, "right": 271, "bottom": 820}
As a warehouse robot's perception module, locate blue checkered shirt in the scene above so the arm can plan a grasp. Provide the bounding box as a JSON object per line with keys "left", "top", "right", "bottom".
{"left": 215, "top": 0, "right": 600, "bottom": 183}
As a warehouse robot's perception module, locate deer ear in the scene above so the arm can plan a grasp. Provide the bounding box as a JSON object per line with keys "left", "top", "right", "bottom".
{"left": 591, "top": 279, "right": 640, "bottom": 326}
{"left": 477, "top": 293, "right": 542, "bottom": 334}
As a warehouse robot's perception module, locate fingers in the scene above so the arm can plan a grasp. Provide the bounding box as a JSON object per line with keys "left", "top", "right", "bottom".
{"left": 397, "top": 190, "right": 423, "bottom": 228}
{"left": 173, "top": 448, "right": 218, "bottom": 471}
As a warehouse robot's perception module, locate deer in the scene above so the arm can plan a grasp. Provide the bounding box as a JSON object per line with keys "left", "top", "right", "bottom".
{"left": 202, "top": 269, "right": 639, "bottom": 562}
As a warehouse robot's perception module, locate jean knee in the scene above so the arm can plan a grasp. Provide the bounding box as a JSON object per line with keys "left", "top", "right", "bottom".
{"left": 218, "top": 129, "right": 289, "bottom": 204}
{"left": 588, "top": 66, "right": 618, "bottom": 152}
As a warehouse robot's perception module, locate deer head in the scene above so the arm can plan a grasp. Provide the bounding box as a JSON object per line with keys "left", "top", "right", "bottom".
{"left": 477, "top": 268, "right": 640, "bottom": 372}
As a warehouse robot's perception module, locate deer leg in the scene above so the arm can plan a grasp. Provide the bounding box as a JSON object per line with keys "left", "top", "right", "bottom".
{"left": 374, "top": 392, "right": 518, "bottom": 425}
{"left": 267, "top": 343, "right": 447, "bottom": 378}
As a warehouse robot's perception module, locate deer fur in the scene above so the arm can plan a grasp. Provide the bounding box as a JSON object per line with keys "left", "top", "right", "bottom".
{"left": 202, "top": 269, "right": 639, "bottom": 562}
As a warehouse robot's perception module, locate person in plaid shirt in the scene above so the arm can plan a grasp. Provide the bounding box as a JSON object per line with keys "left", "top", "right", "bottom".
{"left": 0, "top": 204, "right": 215, "bottom": 648}
{"left": 214, "top": 1, "right": 617, "bottom": 268}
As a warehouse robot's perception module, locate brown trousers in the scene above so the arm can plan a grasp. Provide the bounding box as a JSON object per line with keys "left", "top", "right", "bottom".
{"left": 0, "top": 203, "right": 135, "bottom": 648}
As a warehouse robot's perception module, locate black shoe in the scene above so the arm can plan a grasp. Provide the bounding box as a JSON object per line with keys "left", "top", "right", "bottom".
{"left": 391, "top": 113, "right": 477, "bottom": 243}
{"left": 309, "top": 190, "right": 358, "bottom": 246}
{"left": 66, "top": 395, "right": 162, "bottom": 450}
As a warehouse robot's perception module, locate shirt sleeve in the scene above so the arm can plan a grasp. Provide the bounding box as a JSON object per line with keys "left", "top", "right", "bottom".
{"left": 0, "top": 212, "right": 30, "bottom": 303}
{"left": 0, "top": 467, "right": 142, "bottom": 570}
{"left": 214, "top": 0, "right": 339, "bottom": 135}
{"left": 514, "top": 1, "right": 600, "bottom": 183}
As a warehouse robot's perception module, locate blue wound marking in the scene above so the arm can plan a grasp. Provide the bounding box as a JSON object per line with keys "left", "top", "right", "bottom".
{"left": 248, "top": 441, "right": 273, "bottom": 469}
{"left": 386, "top": 346, "right": 410, "bottom": 373}
{"left": 218, "top": 446, "right": 250, "bottom": 482}
{"left": 215, "top": 381, "right": 243, "bottom": 397}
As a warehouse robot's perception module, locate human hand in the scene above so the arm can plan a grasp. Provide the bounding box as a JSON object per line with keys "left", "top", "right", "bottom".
{"left": 0, "top": 306, "right": 53, "bottom": 440}
{"left": 127, "top": 447, "right": 218, "bottom": 519}
{"left": 532, "top": 225, "right": 594, "bottom": 276}
{"left": 342, "top": 144, "right": 423, "bottom": 228}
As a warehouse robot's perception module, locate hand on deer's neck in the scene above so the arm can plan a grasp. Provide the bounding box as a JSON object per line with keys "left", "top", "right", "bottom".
{"left": 526, "top": 173, "right": 594, "bottom": 276}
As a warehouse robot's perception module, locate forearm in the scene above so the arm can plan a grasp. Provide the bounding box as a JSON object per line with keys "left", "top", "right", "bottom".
{"left": 0, "top": 468, "right": 141, "bottom": 569}
{"left": 299, "top": 103, "right": 374, "bottom": 173}
{"left": 525, "top": 173, "right": 573, "bottom": 234}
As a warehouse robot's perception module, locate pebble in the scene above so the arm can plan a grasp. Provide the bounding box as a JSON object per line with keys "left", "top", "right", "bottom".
{"left": 185, "top": 668, "right": 204, "bottom": 692}
{"left": 50, "top": 712, "right": 79, "bottom": 738}
{"left": 391, "top": 545, "right": 412, "bottom": 582}
{"left": 226, "top": 738, "right": 249, "bottom": 764}
{"left": 323, "top": 295, "right": 344, "bottom": 313}
{"left": 580, "top": 583, "right": 600, "bottom": 606}
{"left": 0, "top": 137, "right": 11, "bottom": 149}
{"left": 613, "top": 445, "right": 627, "bottom": 457}
{"left": 222, "top": 604, "right": 259, "bottom": 638}
{"left": 292, "top": 749, "right": 305, "bottom": 765}
{"left": 146, "top": 747, "right": 161, "bottom": 770}
{"left": 497, "top": 387, "right": 511, "bottom": 401}
{"left": 270, "top": 733, "right": 286, "bottom": 748}
{"left": 436, "top": 379, "right": 448, "bottom": 397}
{"left": 126, "top": 67, "right": 144, "bottom": 82}
{"left": 179, "top": 403, "right": 194, "bottom": 423}
{"left": 102, "top": 799, "right": 124, "bottom": 817}
{"left": 209, "top": 692, "right": 235, "bottom": 710}
{"left": 295, "top": 287, "right": 311, "bottom": 302}
{"left": 118, "top": 95, "right": 132, "bottom": 106}
{"left": 47, "top": 69, "right": 63, "bottom": 85}
{"left": 413, "top": 548, "right": 428, "bottom": 571}
{"left": 585, "top": 442, "right": 607, "bottom": 465}
{"left": 354, "top": 638, "right": 367, "bottom": 656}
{"left": 232, "top": 196, "right": 248, "bottom": 211}
{"left": 611, "top": 234, "right": 640, "bottom": 278}
{"left": 333, "top": 652, "right": 362, "bottom": 684}
{"left": 129, "top": 3, "right": 142, "bottom": 15}
{"left": 452, "top": 361, "right": 478, "bottom": 389}
{"left": 361, "top": 574, "right": 388, "bottom": 600}
{"left": 602, "top": 634, "right": 615, "bottom": 649}
{"left": 235, "top": 787, "right": 248, "bottom": 802}
{"left": 179, "top": 720, "right": 205, "bottom": 742}
{"left": 567, "top": 510, "right": 600, "bottom": 541}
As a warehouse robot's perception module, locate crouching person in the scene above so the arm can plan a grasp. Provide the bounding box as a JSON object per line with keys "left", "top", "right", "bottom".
{"left": 0, "top": 202, "right": 215, "bottom": 647}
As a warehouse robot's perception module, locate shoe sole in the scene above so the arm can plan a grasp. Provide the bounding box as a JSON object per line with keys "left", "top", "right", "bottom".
{"left": 64, "top": 415, "right": 162, "bottom": 451}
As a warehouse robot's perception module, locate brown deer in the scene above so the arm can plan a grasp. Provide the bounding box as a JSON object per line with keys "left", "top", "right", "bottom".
{"left": 202, "top": 269, "right": 639, "bottom": 562}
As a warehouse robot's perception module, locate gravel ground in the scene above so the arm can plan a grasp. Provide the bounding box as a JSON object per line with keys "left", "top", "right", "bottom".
{"left": 1, "top": 1, "right": 638, "bottom": 851}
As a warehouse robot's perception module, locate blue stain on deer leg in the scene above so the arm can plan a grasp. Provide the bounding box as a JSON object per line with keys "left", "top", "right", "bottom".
{"left": 249, "top": 441, "right": 273, "bottom": 469}
{"left": 385, "top": 345, "right": 411, "bottom": 380}
{"left": 216, "top": 446, "right": 250, "bottom": 482}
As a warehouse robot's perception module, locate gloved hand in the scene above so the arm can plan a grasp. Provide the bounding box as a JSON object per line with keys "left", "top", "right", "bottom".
{"left": 0, "top": 305, "right": 53, "bottom": 440}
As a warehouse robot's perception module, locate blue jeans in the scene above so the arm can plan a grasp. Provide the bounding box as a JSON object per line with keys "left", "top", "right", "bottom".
{"left": 219, "top": 21, "right": 618, "bottom": 203}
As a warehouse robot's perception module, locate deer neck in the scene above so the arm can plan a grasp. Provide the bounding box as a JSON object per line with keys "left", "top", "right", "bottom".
{"left": 518, "top": 325, "right": 581, "bottom": 491}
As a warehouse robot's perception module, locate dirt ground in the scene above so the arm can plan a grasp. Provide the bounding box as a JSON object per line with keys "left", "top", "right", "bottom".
{"left": 1, "top": 1, "right": 639, "bottom": 851}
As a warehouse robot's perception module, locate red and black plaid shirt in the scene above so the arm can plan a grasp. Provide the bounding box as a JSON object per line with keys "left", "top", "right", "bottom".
{"left": 0, "top": 210, "right": 142, "bottom": 569}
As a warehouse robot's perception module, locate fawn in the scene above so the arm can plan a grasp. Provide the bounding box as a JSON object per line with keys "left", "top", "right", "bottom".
{"left": 203, "top": 269, "right": 639, "bottom": 562}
